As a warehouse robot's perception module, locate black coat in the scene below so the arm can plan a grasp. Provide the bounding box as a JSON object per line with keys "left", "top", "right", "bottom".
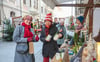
{"left": 40, "top": 24, "right": 58, "bottom": 58}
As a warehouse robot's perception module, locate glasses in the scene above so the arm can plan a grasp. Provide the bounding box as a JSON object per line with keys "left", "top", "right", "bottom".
{"left": 26, "top": 19, "right": 32, "bottom": 21}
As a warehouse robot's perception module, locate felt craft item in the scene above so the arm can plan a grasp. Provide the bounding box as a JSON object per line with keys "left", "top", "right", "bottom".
{"left": 52, "top": 55, "right": 62, "bottom": 62}
{"left": 63, "top": 44, "right": 69, "bottom": 62}
{"left": 97, "top": 42, "right": 100, "bottom": 62}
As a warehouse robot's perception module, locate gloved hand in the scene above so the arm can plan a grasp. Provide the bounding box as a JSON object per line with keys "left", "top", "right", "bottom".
{"left": 27, "top": 37, "right": 33, "bottom": 42}
{"left": 35, "top": 35, "right": 39, "bottom": 41}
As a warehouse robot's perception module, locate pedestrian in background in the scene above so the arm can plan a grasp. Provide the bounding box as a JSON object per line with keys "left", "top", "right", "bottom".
{"left": 57, "top": 20, "right": 67, "bottom": 48}
{"left": 75, "top": 16, "right": 87, "bottom": 34}
{"left": 54, "top": 17, "right": 59, "bottom": 25}
{"left": 40, "top": 13, "right": 63, "bottom": 62}
{"left": 13, "top": 15, "right": 39, "bottom": 62}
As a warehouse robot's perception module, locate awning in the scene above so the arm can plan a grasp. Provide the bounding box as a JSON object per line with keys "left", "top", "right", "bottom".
{"left": 42, "top": 0, "right": 75, "bottom": 9}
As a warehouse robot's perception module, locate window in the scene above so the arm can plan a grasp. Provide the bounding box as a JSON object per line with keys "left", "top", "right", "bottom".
{"left": 34, "top": 0, "right": 35, "bottom": 8}
{"left": 45, "top": 8, "right": 47, "bottom": 14}
{"left": 29, "top": 0, "right": 31, "bottom": 7}
{"left": 41, "top": 7, "right": 43, "bottom": 13}
{"left": 23, "top": 0, "right": 26, "bottom": 4}
{"left": 0, "top": 10, "right": 1, "bottom": 25}
{"left": 97, "top": 0, "right": 100, "bottom": 3}
{"left": 79, "top": 8, "right": 85, "bottom": 14}
{"left": 10, "top": 0, "right": 15, "bottom": 3}
{"left": 36, "top": 0, "right": 38, "bottom": 9}
{"left": 34, "top": 0, "right": 38, "bottom": 9}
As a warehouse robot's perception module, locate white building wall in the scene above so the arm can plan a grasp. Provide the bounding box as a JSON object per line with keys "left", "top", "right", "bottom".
{"left": 0, "top": 0, "right": 41, "bottom": 37}
{"left": 93, "top": 8, "right": 100, "bottom": 37}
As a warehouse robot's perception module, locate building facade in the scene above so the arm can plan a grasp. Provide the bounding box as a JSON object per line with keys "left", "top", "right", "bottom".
{"left": 0, "top": 0, "right": 53, "bottom": 38}
{"left": 75, "top": 0, "right": 88, "bottom": 16}
{"left": 0, "top": 0, "right": 39, "bottom": 24}
{"left": 40, "top": 1, "right": 53, "bottom": 21}
{"left": 75, "top": 0, "right": 100, "bottom": 37}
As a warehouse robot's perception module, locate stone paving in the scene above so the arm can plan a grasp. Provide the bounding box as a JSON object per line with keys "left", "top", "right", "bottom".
{"left": 0, "top": 40, "right": 43, "bottom": 62}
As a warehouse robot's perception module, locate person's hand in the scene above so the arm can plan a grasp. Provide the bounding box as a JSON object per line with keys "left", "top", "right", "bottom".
{"left": 60, "top": 43, "right": 67, "bottom": 49}
{"left": 58, "top": 33, "right": 63, "bottom": 38}
{"left": 45, "top": 38, "right": 50, "bottom": 42}
{"left": 81, "top": 27, "right": 87, "bottom": 31}
{"left": 27, "top": 37, "right": 33, "bottom": 42}
{"left": 45, "top": 35, "right": 52, "bottom": 42}
{"left": 75, "top": 30, "right": 80, "bottom": 33}
{"left": 59, "top": 29, "right": 62, "bottom": 32}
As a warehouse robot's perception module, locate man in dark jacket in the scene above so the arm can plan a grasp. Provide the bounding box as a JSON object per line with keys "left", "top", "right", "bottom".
{"left": 40, "top": 13, "right": 63, "bottom": 62}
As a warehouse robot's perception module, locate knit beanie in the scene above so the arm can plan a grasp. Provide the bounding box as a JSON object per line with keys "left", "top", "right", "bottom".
{"left": 44, "top": 13, "right": 52, "bottom": 22}
{"left": 76, "top": 16, "right": 84, "bottom": 24}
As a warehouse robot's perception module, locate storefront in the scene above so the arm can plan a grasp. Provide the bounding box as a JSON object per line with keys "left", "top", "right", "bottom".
{"left": 42, "top": 0, "right": 100, "bottom": 62}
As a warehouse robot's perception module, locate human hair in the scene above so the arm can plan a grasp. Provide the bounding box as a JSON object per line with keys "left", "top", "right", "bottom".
{"left": 22, "top": 15, "right": 33, "bottom": 21}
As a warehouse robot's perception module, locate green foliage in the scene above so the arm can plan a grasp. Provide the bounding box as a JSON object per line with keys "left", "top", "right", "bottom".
{"left": 73, "top": 33, "right": 80, "bottom": 54}
{"left": 73, "top": 32, "right": 84, "bottom": 54}
{"left": 31, "top": 23, "right": 33, "bottom": 28}
{"left": 80, "top": 32, "right": 85, "bottom": 42}
{"left": 67, "top": 16, "right": 75, "bottom": 30}
{"left": 2, "top": 19, "right": 14, "bottom": 41}
{"left": 74, "top": 33, "right": 79, "bottom": 46}
{"left": 72, "top": 46, "right": 77, "bottom": 54}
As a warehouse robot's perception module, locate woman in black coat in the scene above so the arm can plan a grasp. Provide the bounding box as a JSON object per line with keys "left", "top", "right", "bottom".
{"left": 40, "top": 13, "right": 63, "bottom": 62}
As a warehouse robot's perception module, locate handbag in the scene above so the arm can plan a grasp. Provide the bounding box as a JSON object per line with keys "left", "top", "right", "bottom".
{"left": 16, "top": 26, "right": 28, "bottom": 54}
{"left": 16, "top": 42, "right": 28, "bottom": 54}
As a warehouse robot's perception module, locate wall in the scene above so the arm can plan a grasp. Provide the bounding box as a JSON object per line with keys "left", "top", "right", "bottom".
{"left": 93, "top": 8, "right": 100, "bottom": 37}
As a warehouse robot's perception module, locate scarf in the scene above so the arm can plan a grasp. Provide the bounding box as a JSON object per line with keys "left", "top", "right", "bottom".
{"left": 45, "top": 25, "right": 50, "bottom": 36}
{"left": 22, "top": 22, "right": 33, "bottom": 38}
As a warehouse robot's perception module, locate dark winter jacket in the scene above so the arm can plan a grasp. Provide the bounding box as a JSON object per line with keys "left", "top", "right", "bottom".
{"left": 40, "top": 24, "right": 59, "bottom": 58}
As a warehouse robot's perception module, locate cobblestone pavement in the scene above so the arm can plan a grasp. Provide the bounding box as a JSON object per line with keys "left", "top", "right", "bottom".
{"left": 0, "top": 40, "right": 43, "bottom": 62}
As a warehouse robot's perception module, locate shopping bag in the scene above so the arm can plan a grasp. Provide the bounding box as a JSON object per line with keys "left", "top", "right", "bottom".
{"left": 29, "top": 42, "right": 34, "bottom": 54}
